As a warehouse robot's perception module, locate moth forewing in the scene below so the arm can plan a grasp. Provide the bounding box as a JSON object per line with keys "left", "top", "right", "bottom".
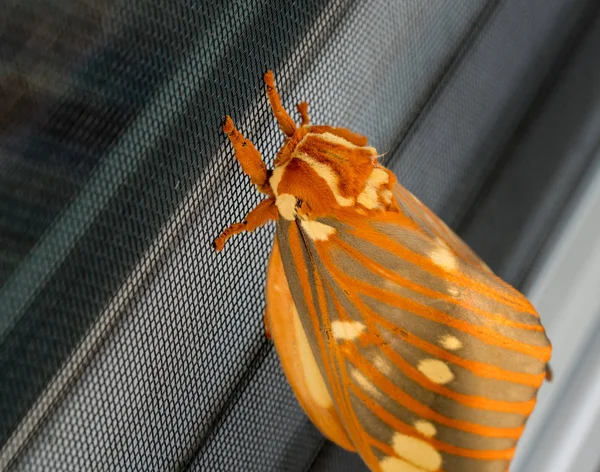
{"left": 265, "top": 238, "right": 355, "bottom": 451}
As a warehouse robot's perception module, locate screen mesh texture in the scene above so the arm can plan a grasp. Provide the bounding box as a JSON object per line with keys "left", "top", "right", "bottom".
{"left": 0, "top": 0, "right": 593, "bottom": 470}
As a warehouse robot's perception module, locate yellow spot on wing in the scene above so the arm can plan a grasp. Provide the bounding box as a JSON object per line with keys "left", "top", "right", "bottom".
{"left": 350, "top": 368, "right": 380, "bottom": 398}
{"left": 439, "top": 334, "right": 463, "bottom": 351}
{"left": 379, "top": 457, "right": 423, "bottom": 472}
{"left": 391, "top": 433, "right": 443, "bottom": 471}
{"left": 373, "top": 355, "right": 393, "bottom": 376}
{"left": 414, "top": 420, "right": 437, "bottom": 438}
{"left": 300, "top": 220, "right": 336, "bottom": 241}
{"left": 331, "top": 320, "right": 366, "bottom": 340}
{"left": 429, "top": 244, "right": 458, "bottom": 272}
{"left": 417, "top": 359, "right": 454, "bottom": 384}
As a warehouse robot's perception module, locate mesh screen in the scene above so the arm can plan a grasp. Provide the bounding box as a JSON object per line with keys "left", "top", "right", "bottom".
{"left": 0, "top": 0, "right": 590, "bottom": 470}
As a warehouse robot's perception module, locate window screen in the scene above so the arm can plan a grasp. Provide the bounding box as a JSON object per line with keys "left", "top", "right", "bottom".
{"left": 1, "top": 0, "right": 598, "bottom": 470}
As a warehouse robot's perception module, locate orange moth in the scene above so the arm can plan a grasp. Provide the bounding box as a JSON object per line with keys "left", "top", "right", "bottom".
{"left": 214, "top": 71, "right": 552, "bottom": 472}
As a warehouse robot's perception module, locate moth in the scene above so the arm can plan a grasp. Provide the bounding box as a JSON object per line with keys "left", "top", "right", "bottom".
{"left": 214, "top": 71, "right": 552, "bottom": 472}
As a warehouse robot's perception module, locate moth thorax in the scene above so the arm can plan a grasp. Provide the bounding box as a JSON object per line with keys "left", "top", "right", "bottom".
{"left": 269, "top": 127, "right": 385, "bottom": 219}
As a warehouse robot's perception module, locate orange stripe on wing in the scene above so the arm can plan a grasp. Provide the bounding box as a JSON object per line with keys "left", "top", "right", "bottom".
{"left": 320, "top": 252, "right": 551, "bottom": 363}
{"left": 393, "top": 183, "right": 491, "bottom": 275}
{"left": 372, "top": 312, "right": 546, "bottom": 388}
{"left": 319, "top": 257, "right": 547, "bottom": 385}
{"left": 349, "top": 371, "right": 524, "bottom": 446}
{"left": 320, "top": 276, "right": 539, "bottom": 411}
{"left": 288, "top": 224, "right": 379, "bottom": 465}
{"left": 346, "top": 350, "right": 525, "bottom": 439}
{"left": 367, "top": 429, "right": 510, "bottom": 465}
{"left": 335, "top": 238, "right": 544, "bottom": 332}
{"left": 343, "top": 214, "right": 534, "bottom": 314}
{"left": 287, "top": 225, "right": 345, "bottom": 406}
{"left": 344, "top": 341, "right": 537, "bottom": 415}
{"left": 367, "top": 283, "right": 550, "bottom": 362}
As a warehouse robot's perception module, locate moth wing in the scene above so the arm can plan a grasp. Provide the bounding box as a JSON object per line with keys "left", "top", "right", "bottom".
{"left": 265, "top": 238, "right": 355, "bottom": 452}
{"left": 391, "top": 184, "right": 492, "bottom": 274}
{"left": 274, "top": 183, "right": 551, "bottom": 472}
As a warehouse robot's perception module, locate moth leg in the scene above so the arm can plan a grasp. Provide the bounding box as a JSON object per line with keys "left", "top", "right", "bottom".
{"left": 297, "top": 101, "right": 310, "bottom": 126}
{"left": 214, "top": 197, "right": 278, "bottom": 251}
{"left": 222, "top": 116, "right": 272, "bottom": 196}
{"left": 264, "top": 70, "right": 296, "bottom": 137}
